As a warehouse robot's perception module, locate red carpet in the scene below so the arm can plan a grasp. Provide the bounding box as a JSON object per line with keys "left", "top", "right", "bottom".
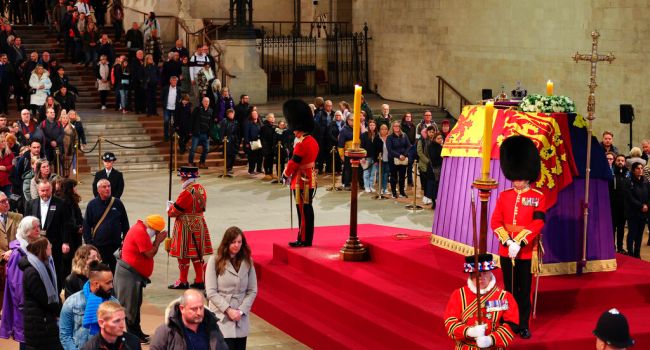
{"left": 248, "top": 224, "right": 650, "bottom": 349}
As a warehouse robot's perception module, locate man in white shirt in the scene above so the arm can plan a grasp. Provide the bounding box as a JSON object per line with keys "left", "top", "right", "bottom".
{"left": 162, "top": 76, "right": 181, "bottom": 142}
{"left": 75, "top": 1, "right": 91, "bottom": 15}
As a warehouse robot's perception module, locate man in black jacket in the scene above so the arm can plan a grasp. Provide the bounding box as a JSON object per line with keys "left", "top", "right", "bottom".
{"left": 234, "top": 94, "right": 250, "bottom": 139}
{"left": 92, "top": 152, "right": 125, "bottom": 198}
{"left": 26, "top": 181, "right": 73, "bottom": 288}
{"left": 130, "top": 50, "right": 146, "bottom": 114}
{"left": 609, "top": 153, "right": 628, "bottom": 254}
{"left": 83, "top": 179, "right": 130, "bottom": 272}
{"left": 316, "top": 100, "right": 335, "bottom": 173}
{"left": 219, "top": 109, "right": 239, "bottom": 175}
{"left": 54, "top": 86, "right": 76, "bottom": 112}
{"left": 81, "top": 301, "right": 142, "bottom": 350}
{"left": 125, "top": 22, "right": 144, "bottom": 62}
{"left": 161, "top": 76, "right": 182, "bottom": 141}
{"left": 150, "top": 289, "right": 228, "bottom": 350}
{"left": 189, "top": 97, "right": 212, "bottom": 169}
{"left": 40, "top": 107, "right": 63, "bottom": 162}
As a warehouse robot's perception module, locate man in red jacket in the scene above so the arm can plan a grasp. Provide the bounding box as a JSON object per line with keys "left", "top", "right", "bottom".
{"left": 282, "top": 99, "right": 319, "bottom": 247}
{"left": 444, "top": 253, "right": 519, "bottom": 349}
{"left": 491, "top": 135, "right": 546, "bottom": 340}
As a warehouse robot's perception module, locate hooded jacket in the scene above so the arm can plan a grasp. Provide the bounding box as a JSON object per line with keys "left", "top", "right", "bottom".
{"left": 149, "top": 298, "right": 228, "bottom": 350}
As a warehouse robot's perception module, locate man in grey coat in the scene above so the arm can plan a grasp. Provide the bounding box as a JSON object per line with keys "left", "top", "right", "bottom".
{"left": 149, "top": 289, "right": 228, "bottom": 350}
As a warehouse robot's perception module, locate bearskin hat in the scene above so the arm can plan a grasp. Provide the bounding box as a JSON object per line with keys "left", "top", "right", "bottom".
{"left": 283, "top": 99, "right": 315, "bottom": 133}
{"left": 499, "top": 135, "right": 541, "bottom": 182}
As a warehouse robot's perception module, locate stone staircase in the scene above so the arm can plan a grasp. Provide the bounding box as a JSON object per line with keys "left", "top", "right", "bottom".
{"left": 17, "top": 24, "right": 129, "bottom": 110}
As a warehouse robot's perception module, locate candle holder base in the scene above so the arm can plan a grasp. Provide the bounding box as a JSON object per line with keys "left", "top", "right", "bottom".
{"left": 340, "top": 237, "right": 369, "bottom": 261}
{"left": 218, "top": 174, "right": 233, "bottom": 178}
{"left": 472, "top": 178, "right": 498, "bottom": 193}
{"left": 345, "top": 148, "right": 367, "bottom": 159}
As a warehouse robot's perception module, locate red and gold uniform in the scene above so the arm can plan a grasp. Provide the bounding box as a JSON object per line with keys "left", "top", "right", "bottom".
{"left": 283, "top": 133, "right": 319, "bottom": 246}
{"left": 168, "top": 178, "right": 213, "bottom": 287}
{"left": 444, "top": 283, "right": 519, "bottom": 349}
{"left": 490, "top": 186, "right": 546, "bottom": 336}
{"left": 491, "top": 187, "right": 546, "bottom": 259}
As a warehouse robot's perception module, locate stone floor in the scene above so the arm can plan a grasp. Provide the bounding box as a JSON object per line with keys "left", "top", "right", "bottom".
{"left": 1, "top": 164, "right": 649, "bottom": 349}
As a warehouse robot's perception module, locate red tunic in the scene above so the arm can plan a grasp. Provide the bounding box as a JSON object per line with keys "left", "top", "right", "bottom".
{"left": 490, "top": 187, "right": 546, "bottom": 260}
{"left": 283, "top": 134, "right": 319, "bottom": 190}
{"left": 444, "top": 284, "right": 519, "bottom": 350}
{"left": 167, "top": 182, "right": 213, "bottom": 259}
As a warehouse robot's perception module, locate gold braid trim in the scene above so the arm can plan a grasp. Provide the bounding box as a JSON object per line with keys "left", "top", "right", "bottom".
{"left": 494, "top": 227, "right": 510, "bottom": 244}
{"left": 513, "top": 229, "right": 531, "bottom": 246}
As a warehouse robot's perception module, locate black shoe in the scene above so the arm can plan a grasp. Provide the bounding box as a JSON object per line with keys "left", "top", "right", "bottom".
{"left": 617, "top": 249, "right": 627, "bottom": 254}
{"left": 519, "top": 328, "right": 531, "bottom": 339}
{"left": 392, "top": 191, "right": 398, "bottom": 199}
{"left": 168, "top": 281, "right": 190, "bottom": 290}
{"left": 190, "top": 282, "right": 205, "bottom": 289}
{"left": 400, "top": 192, "right": 408, "bottom": 198}
{"left": 289, "top": 240, "right": 307, "bottom": 247}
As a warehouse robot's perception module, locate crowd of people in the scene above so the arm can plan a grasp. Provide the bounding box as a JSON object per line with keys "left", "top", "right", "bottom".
{"left": 605, "top": 132, "right": 650, "bottom": 259}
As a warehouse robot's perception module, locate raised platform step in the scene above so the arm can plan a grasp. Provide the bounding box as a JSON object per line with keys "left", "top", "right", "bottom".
{"left": 247, "top": 224, "right": 650, "bottom": 350}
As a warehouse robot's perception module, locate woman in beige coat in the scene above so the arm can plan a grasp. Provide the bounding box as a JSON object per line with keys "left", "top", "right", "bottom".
{"left": 205, "top": 226, "right": 258, "bottom": 350}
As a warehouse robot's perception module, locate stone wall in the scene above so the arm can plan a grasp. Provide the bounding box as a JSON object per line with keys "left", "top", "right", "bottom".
{"left": 352, "top": 0, "right": 650, "bottom": 150}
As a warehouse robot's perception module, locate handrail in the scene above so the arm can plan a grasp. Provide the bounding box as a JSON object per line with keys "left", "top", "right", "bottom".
{"left": 436, "top": 75, "right": 473, "bottom": 113}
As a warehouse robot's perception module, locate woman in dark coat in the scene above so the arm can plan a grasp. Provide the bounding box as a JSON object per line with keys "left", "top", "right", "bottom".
{"left": 401, "top": 113, "right": 417, "bottom": 186}
{"left": 20, "top": 236, "right": 63, "bottom": 350}
{"left": 386, "top": 121, "right": 411, "bottom": 198}
{"left": 244, "top": 109, "right": 263, "bottom": 175}
{"left": 144, "top": 54, "right": 160, "bottom": 117}
{"left": 56, "top": 178, "right": 83, "bottom": 274}
{"left": 426, "top": 132, "right": 444, "bottom": 209}
{"left": 259, "top": 113, "right": 277, "bottom": 180}
{"left": 63, "top": 244, "right": 100, "bottom": 300}
{"left": 360, "top": 119, "right": 383, "bottom": 193}
{"left": 624, "top": 162, "right": 650, "bottom": 258}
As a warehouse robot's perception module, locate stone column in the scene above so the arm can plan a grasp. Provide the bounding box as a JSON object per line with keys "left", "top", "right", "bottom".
{"left": 221, "top": 39, "right": 268, "bottom": 104}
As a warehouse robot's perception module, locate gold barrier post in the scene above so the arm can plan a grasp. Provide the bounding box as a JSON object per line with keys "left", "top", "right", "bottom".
{"left": 55, "top": 148, "right": 61, "bottom": 175}
{"left": 374, "top": 153, "right": 389, "bottom": 200}
{"left": 326, "top": 146, "right": 342, "bottom": 191}
{"left": 97, "top": 136, "right": 103, "bottom": 170}
{"left": 173, "top": 133, "right": 178, "bottom": 172}
{"left": 271, "top": 141, "right": 281, "bottom": 184}
{"left": 405, "top": 160, "right": 423, "bottom": 211}
{"left": 74, "top": 143, "right": 79, "bottom": 183}
{"left": 218, "top": 138, "right": 231, "bottom": 178}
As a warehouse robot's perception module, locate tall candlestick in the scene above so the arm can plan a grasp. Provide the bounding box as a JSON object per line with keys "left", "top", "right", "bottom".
{"left": 481, "top": 101, "right": 494, "bottom": 180}
{"left": 546, "top": 80, "right": 554, "bottom": 96}
{"left": 352, "top": 85, "right": 362, "bottom": 147}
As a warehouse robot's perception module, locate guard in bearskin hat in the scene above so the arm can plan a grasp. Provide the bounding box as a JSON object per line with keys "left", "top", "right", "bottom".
{"left": 281, "top": 99, "right": 319, "bottom": 247}
{"left": 444, "top": 253, "right": 519, "bottom": 349}
{"left": 166, "top": 165, "right": 213, "bottom": 289}
{"left": 490, "top": 135, "right": 546, "bottom": 339}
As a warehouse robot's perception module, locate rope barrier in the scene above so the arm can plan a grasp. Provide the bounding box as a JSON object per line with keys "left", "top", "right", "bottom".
{"left": 102, "top": 138, "right": 168, "bottom": 149}
{"left": 78, "top": 139, "right": 100, "bottom": 154}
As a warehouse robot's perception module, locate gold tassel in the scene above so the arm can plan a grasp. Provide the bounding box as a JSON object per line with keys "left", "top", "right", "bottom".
{"left": 531, "top": 239, "right": 544, "bottom": 275}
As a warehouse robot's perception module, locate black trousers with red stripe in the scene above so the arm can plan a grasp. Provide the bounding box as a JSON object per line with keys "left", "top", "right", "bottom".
{"left": 500, "top": 258, "right": 532, "bottom": 331}
{"left": 294, "top": 189, "right": 315, "bottom": 245}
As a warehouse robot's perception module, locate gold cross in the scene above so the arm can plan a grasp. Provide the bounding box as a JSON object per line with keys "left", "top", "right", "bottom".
{"left": 572, "top": 31, "right": 615, "bottom": 121}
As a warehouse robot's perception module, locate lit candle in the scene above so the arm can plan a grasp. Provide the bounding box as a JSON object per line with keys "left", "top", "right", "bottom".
{"left": 352, "top": 85, "right": 362, "bottom": 147}
{"left": 546, "top": 80, "right": 554, "bottom": 96}
{"left": 481, "top": 101, "right": 494, "bottom": 180}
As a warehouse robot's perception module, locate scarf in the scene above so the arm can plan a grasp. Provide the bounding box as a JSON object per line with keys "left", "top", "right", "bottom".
{"left": 25, "top": 251, "right": 58, "bottom": 304}
{"left": 467, "top": 274, "right": 497, "bottom": 295}
{"left": 182, "top": 177, "right": 196, "bottom": 189}
{"left": 82, "top": 280, "right": 110, "bottom": 335}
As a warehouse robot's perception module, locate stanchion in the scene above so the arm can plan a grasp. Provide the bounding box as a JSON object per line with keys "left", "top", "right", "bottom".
{"left": 326, "top": 146, "right": 343, "bottom": 191}
{"left": 374, "top": 153, "right": 389, "bottom": 200}
{"left": 55, "top": 148, "right": 61, "bottom": 175}
{"left": 97, "top": 135, "right": 103, "bottom": 170}
{"left": 405, "top": 160, "right": 423, "bottom": 211}
{"left": 173, "top": 133, "right": 178, "bottom": 172}
{"left": 74, "top": 143, "right": 79, "bottom": 183}
{"left": 271, "top": 141, "right": 281, "bottom": 184}
{"left": 218, "top": 138, "right": 231, "bottom": 178}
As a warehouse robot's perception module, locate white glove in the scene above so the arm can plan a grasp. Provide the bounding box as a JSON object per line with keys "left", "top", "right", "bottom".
{"left": 508, "top": 242, "right": 521, "bottom": 258}
{"left": 166, "top": 200, "right": 174, "bottom": 211}
{"left": 466, "top": 324, "right": 486, "bottom": 338}
{"left": 476, "top": 335, "right": 493, "bottom": 348}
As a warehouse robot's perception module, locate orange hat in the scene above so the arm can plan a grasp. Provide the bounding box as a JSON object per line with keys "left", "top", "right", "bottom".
{"left": 145, "top": 215, "right": 165, "bottom": 232}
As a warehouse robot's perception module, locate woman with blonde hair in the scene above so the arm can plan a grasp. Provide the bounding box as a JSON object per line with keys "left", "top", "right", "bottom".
{"left": 206, "top": 226, "right": 258, "bottom": 350}
{"left": 63, "top": 244, "right": 100, "bottom": 299}
{"left": 29, "top": 65, "right": 52, "bottom": 117}
{"left": 60, "top": 110, "right": 77, "bottom": 177}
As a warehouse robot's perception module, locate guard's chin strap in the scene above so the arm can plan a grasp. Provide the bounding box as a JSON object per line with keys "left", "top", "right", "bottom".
{"left": 182, "top": 178, "right": 197, "bottom": 189}
{"left": 467, "top": 274, "right": 496, "bottom": 295}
